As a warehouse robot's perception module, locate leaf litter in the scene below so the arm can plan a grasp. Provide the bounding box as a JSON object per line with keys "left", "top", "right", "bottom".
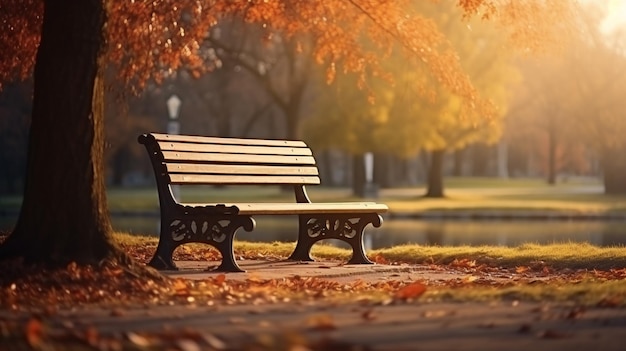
{"left": 2, "top": 242, "right": 626, "bottom": 350}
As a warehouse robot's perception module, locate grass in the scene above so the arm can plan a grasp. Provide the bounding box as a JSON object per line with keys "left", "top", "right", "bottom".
{"left": 372, "top": 242, "right": 626, "bottom": 270}
{"left": 90, "top": 177, "right": 626, "bottom": 216}
{"left": 115, "top": 232, "right": 626, "bottom": 306}
{"left": 115, "top": 232, "right": 626, "bottom": 271}
{"left": 2, "top": 176, "right": 625, "bottom": 215}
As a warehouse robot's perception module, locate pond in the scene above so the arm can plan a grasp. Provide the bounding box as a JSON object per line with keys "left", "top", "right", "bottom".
{"left": 2, "top": 215, "right": 626, "bottom": 249}
{"left": 109, "top": 215, "right": 626, "bottom": 249}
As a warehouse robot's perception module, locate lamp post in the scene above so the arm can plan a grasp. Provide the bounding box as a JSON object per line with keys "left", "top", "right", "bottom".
{"left": 166, "top": 94, "right": 181, "bottom": 200}
{"left": 363, "top": 152, "right": 379, "bottom": 198}
{"left": 166, "top": 94, "right": 181, "bottom": 134}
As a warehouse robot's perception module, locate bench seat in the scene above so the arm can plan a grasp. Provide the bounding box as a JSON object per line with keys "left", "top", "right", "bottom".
{"left": 180, "top": 202, "right": 389, "bottom": 215}
{"left": 139, "top": 132, "right": 388, "bottom": 272}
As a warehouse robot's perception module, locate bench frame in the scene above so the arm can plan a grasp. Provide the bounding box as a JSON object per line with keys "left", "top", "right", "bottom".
{"left": 139, "top": 133, "right": 387, "bottom": 272}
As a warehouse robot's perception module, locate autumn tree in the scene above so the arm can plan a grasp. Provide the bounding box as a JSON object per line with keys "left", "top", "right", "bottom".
{"left": 507, "top": 58, "right": 584, "bottom": 184}
{"left": 565, "top": 7, "right": 626, "bottom": 194}
{"left": 207, "top": 20, "right": 318, "bottom": 140}
{"left": 508, "top": 2, "right": 626, "bottom": 192}
{"left": 0, "top": 0, "right": 579, "bottom": 269}
{"left": 305, "top": 1, "right": 522, "bottom": 197}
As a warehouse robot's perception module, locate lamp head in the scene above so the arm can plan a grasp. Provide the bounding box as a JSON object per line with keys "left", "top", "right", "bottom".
{"left": 166, "top": 95, "right": 182, "bottom": 119}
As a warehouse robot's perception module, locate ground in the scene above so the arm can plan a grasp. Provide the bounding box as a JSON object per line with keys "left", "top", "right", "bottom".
{"left": 1, "top": 257, "right": 625, "bottom": 351}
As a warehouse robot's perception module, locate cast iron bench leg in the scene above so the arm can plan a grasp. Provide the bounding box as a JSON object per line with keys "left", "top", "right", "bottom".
{"left": 288, "top": 213, "right": 382, "bottom": 264}
{"left": 148, "top": 214, "right": 254, "bottom": 272}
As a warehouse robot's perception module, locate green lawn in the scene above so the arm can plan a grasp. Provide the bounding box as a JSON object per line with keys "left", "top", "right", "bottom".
{"left": 2, "top": 176, "right": 624, "bottom": 216}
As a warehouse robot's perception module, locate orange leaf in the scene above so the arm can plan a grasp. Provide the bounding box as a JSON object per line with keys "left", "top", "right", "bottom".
{"left": 307, "top": 314, "right": 336, "bottom": 331}
{"left": 214, "top": 274, "right": 226, "bottom": 285}
{"left": 25, "top": 318, "right": 43, "bottom": 347}
{"left": 172, "top": 279, "right": 188, "bottom": 291}
{"left": 515, "top": 266, "right": 529, "bottom": 273}
{"left": 370, "top": 254, "right": 389, "bottom": 265}
{"left": 461, "top": 275, "right": 478, "bottom": 283}
{"left": 394, "top": 282, "right": 427, "bottom": 300}
{"left": 451, "top": 259, "right": 476, "bottom": 268}
{"left": 361, "top": 309, "right": 377, "bottom": 321}
{"left": 84, "top": 326, "right": 99, "bottom": 346}
{"left": 597, "top": 296, "right": 623, "bottom": 308}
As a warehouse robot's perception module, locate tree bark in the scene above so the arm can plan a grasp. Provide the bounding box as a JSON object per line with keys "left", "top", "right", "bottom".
{"left": 547, "top": 126, "right": 557, "bottom": 185}
{"left": 452, "top": 148, "right": 464, "bottom": 177}
{"left": 425, "top": 149, "right": 446, "bottom": 198}
{"left": 352, "top": 153, "right": 366, "bottom": 197}
{"left": 602, "top": 147, "right": 626, "bottom": 194}
{"left": 0, "top": 0, "right": 119, "bottom": 265}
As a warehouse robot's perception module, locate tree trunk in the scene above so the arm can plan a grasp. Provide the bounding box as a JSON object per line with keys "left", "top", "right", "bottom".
{"left": 496, "top": 140, "right": 509, "bottom": 178}
{"left": 470, "top": 144, "right": 490, "bottom": 176}
{"left": 547, "top": 128, "right": 557, "bottom": 185}
{"left": 425, "top": 149, "right": 445, "bottom": 198}
{"left": 0, "top": 0, "right": 119, "bottom": 265}
{"left": 452, "top": 148, "right": 464, "bottom": 176}
{"left": 352, "top": 153, "right": 366, "bottom": 197}
{"left": 602, "top": 147, "right": 626, "bottom": 194}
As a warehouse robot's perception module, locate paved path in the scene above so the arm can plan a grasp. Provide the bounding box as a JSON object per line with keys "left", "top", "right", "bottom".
{"left": 2, "top": 300, "right": 619, "bottom": 351}
{"left": 169, "top": 260, "right": 464, "bottom": 284}
{"left": 1, "top": 261, "right": 625, "bottom": 350}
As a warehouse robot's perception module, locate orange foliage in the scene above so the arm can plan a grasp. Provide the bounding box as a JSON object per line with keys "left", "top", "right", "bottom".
{"left": 0, "top": 0, "right": 579, "bottom": 115}
{"left": 394, "top": 281, "right": 427, "bottom": 300}
{"left": 0, "top": 0, "right": 42, "bottom": 89}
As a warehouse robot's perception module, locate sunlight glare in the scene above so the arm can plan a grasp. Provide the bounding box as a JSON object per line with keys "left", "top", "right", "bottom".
{"left": 603, "top": 0, "right": 626, "bottom": 32}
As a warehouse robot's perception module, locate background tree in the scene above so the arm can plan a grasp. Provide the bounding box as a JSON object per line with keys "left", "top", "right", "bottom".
{"left": 0, "top": 0, "right": 580, "bottom": 268}
{"left": 305, "top": 1, "right": 521, "bottom": 197}
{"left": 507, "top": 2, "right": 626, "bottom": 192}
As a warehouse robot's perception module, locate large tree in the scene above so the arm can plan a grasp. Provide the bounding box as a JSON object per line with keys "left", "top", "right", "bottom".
{"left": 304, "top": 1, "right": 522, "bottom": 197}
{"left": 508, "top": 2, "right": 626, "bottom": 192}
{"left": 0, "top": 0, "right": 580, "bottom": 268}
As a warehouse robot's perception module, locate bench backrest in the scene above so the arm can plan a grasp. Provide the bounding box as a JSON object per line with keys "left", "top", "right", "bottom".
{"left": 139, "top": 133, "right": 321, "bottom": 189}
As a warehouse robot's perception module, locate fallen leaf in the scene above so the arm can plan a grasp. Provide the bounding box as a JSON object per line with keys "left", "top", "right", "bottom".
{"left": 462, "top": 275, "right": 478, "bottom": 283}
{"left": 565, "top": 307, "right": 585, "bottom": 320}
{"left": 202, "top": 333, "right": 226, "bottom": 350}
{"left": 229, "top": 317, "right": 246, "bottom": 324}
{"left": 110, "top": 308, "right": 125, "bottom": 317}
{"left": 214, "top": 274, "right": 226, "bottom": 285}
{"left": 423, "top": 310, "right": 449, "bottom": 318}
{"left": 127, "top": 332, "right": 152, "bottom": 347}
{"left": 597, "top": 296, "right": 623, "bottom": 308}
{"left": 84, "top": 326, "right": 99, "bottom": 346}
{"left": 515, "top": 266, "right": 530, "bottom": 274}
{"left": 451, "top": 258, "right": 476, "bottom": 268}
{"left": 361, "top": 309, "right": 377, "bottom": 321}
{"left": 538, "top": 329, "right": 571, "bottom": 339}
{"left": 394, "top": 282, "right": 427, "bottom": 300}
{"left": 370, "top": 254, "right": 389, "bottom": 264}
{"left": 307, "top": 314, "right": 336, "bottom": 330}
{"left": 25, "top": 318, "right": 43, "bottom": 347}
{"left": 172, "top": 279, "right": 188, "bottom": 291}
{"left": 177, "top": 339, "right": 201, "bottom": 351}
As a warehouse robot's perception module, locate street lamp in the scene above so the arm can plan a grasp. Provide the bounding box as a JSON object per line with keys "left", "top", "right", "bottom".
{"left": 363, "top": 152, "right": 379, "bottom": 198}
{"left": 166, "top": 94, "right": 182, "bottom": 200}
{"left": 166, "top": 94, "right": 181, "bottom": 134}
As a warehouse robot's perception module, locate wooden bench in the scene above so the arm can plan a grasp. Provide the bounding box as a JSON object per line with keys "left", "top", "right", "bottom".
{"left": 138, "top": 132, "right": 388, "bottom": 272}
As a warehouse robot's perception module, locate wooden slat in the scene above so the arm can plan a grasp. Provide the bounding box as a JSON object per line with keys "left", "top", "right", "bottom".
{"left": 157, "top": 141, "right": 312, "bottom": 156}
{"left": 179, "top": 202, "right": 389, "bottom": 215}
{"left": 162, "top": 151, "right": 316, "bottom": 165}
{"left": 150, "top": 133, "right": 307, "bottom": 147}
{"left": 169, "top": 174, "right": 321, "bottom": 185}
{"left": 166, "top": 163, "right": 319, "bottom": 176}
